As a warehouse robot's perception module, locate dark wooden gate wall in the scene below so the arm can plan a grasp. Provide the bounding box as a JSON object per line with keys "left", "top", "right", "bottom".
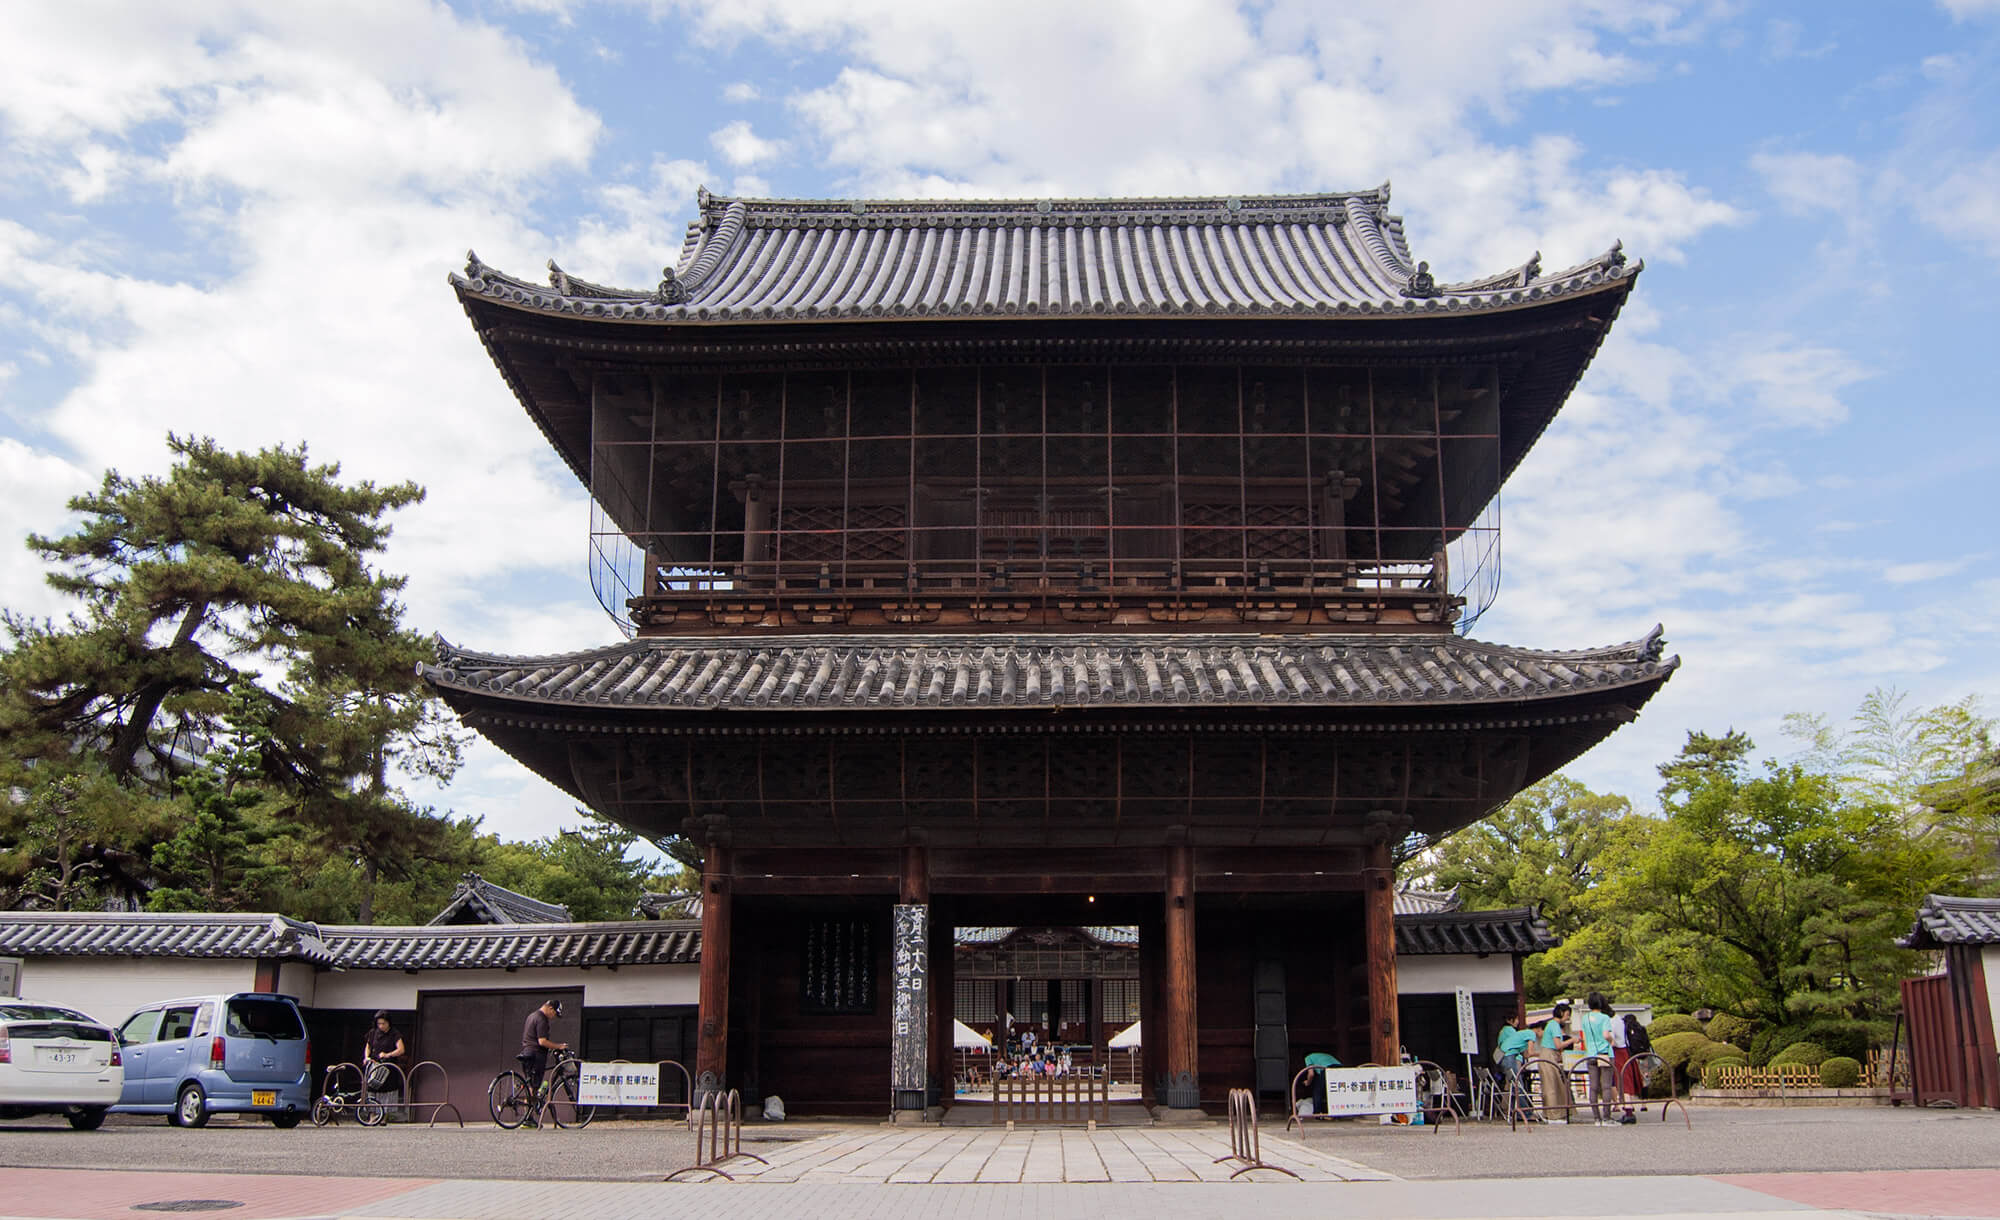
{"left": 1903, "top": 950, "right": 2000, "bottom": 1109}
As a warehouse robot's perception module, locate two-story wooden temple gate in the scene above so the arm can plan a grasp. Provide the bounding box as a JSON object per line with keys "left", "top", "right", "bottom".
{"left": 427, "top": 187, "right": 1676, "bottom": 1117}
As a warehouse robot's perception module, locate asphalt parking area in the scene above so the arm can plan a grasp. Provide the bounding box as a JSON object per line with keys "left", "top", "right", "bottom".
{"left": 1287, "top": 1104, "right": 2000, "bottom": 1179}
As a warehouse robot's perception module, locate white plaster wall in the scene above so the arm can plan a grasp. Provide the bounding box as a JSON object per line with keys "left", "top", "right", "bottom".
{"left": 277, "top": 962, "right": 317, "bottom": 1006}
{"left": 1985, "top": 946, "right": 2000, "bottom": 1046}
{"left": 17, "top": 958, "right": 258, "bottom": 1025}
{"left": 312, "top": 964, "right": 697, "bottom": 1012}
{"left": 1395, "top": 954, "right": 1514, "bottom": 996}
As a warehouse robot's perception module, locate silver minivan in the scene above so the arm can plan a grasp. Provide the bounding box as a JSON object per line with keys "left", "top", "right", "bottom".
{"left": 111, "top": 994, "right": 310, "bottom": 1128}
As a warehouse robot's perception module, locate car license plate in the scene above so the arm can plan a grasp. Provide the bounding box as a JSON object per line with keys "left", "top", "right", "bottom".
{"left": 39, "top": 1047, "right": 81, "bottom": 1067}
{"left": 252, "top": 1090, "right": 277, "bottom": 1107}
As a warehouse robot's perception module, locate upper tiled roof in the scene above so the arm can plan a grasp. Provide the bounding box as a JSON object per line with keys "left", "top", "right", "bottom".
{"left": 1396, "top": 906, "right": 1557, "bottom": 956}
{"left": 0, "top": 913, "right": 335, "bottom": 964}
{"left": 453, "top": 187, "right": 1636, "bottom": 325}
{"left": 0, "top": 913, "right": 698, "bottom": 971}
{"left": 1394, "top": 885, "right": 1463, "bottom": 916}
{"left": 423, "top": 628, "right": 1676, "bottom": 715}
{"left": 1901, "top": 893, "right": 2000, "bottom": 949}
{"left": 428, "top": 872, "right": 572, "bottom": 926}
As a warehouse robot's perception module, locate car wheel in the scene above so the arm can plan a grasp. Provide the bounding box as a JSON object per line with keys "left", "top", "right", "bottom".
{"left": 66, "top": 1107, "right": 108, "bottom": 1131}
{"left": 270, "top": 1110, "right": 302, "bottom": 1129}
{"left": 176, "top": 1083, "right": 210, "bottom": 1129}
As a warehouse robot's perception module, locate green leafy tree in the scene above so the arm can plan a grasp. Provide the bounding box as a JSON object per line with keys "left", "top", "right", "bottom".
{"left": 1420, "top": 775, "right": 1641, "bottom": 1000}
{"left": 0, "top": 434, "right": 466, "bottom": 920}
{"left": 473, "top": 813, "right": 655, "bottom": 922}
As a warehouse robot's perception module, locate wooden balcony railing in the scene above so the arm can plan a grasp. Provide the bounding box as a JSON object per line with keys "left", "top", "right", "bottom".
{"left": 627, "top": 555, "right": 1460, "bottom": 634}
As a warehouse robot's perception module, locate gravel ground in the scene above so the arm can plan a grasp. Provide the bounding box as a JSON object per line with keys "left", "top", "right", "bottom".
{"left": 1289, "top": 1104, "right": 2000, "bottom": 1179}
{"left": 0, "top": 1114, "right": 837, "bottom": 1182}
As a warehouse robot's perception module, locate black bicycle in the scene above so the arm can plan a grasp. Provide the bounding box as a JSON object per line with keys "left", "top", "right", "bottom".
{"left": 488, "top": 1047, "right": 595, "bottom": 1129}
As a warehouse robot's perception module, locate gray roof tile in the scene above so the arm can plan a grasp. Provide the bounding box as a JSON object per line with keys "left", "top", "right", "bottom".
{"left": 427, "top": 872, "right": 572, "bottom": 926}
{"left": 1901, "top": 893, "right": 2000, "bottom": 948}
{"left": 0, "top": 913, "right": 698, "bottom": 970}
{"left": 455, "top": 188, "right": 1636, "bottom": 324}
{"left": 1396, "top": 907, "right": 1558, "bottom": 955}
{"left": 423, "top": 629, "right": 1676, "bottom": 714}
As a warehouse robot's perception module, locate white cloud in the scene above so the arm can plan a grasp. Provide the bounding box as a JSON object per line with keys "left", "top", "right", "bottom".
{"left": 710, "top": 118, "right": 788, "bottom": 168}
{"left": 1750, "top": 150, "right": 1861, "bottom": 216}
{"left": 1730, "top": 342, "right": 1873, "bottom": 428}
{"left": 722, "top": 81, "right": 760, "bottom": 103}
{"left": 1912, "top": 152, "right": 2000, "bottom": 260}
{"left": 1939, "top": 0, "right": 2000, "bottom": 18}
{"left": 1884, "top": 559, "right": 1973, "bottom": 584}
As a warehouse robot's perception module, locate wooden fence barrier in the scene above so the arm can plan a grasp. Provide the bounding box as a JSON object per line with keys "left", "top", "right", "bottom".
{"left": 994, "top": 1071, "right": 1109, "bottom": 1125}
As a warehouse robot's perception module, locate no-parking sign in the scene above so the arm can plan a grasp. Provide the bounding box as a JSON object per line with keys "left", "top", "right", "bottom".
{"left": 577, "top": 1062, "right": 660, "bottom": 1106}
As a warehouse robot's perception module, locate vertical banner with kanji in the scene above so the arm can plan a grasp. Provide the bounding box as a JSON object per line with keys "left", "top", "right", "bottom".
{"left": 891, "top": 903, "right": 929, "bottom": 1105}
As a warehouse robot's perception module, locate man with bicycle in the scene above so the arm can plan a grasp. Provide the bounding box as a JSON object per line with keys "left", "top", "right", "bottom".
{"left": 517, "top": 998, "right": 568, "bottom": 1127}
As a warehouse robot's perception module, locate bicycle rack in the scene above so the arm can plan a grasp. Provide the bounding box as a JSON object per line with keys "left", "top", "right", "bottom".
{"left": 313, "top": 1062, "right": 382, "bottom": 1126}
{"left": 665, "top": 1089, "right": 769, "bottom": 1182}
{"left": 1213, "top": 1087, "right": 1300, "bottom": 1180}
{"left": 1503, "top": 1051, "right": 1692, "bottom": 1131}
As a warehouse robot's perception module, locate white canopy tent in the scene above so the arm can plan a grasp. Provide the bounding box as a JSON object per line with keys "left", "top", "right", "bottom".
{"left": 1108, "top": 1020, "right": 1142, "bottom": 1048}
{"left": 954, "top": 1019, "right": 992, "bottom": 1051}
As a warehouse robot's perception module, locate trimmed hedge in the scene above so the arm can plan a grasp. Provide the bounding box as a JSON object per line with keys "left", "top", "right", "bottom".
{"left": 1819, "top": 1056, "right": 1862, "bottom": 1088}
{"left": 1690, "top": 1040, "right": 1741, "bottom": 1072}
{"left": 1647, "top": 1013, "right": 1703, "bottom": 1039}
{"left": 1651, "top": 1031, "right": 1713, "bottom": 1071}
{"left": 1703, "top": 1012, "right": 1753, "bottom": 1049}
{"left": 1701, "top": 1056, "right": 1748, "bottom": 1087}
{"left": 1769, "top": 1040, "right": 1829, "bottom": 1068}
{"left": 1795, "top": 1020, "right": 1871, "bottom": 1062}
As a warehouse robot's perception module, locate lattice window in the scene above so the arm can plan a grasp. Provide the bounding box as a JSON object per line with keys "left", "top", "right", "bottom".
{"left": 845, "top": 503, "right": 907, "bottom": 561}
{"left": 955, "top": 978, "right": 997, "bottom": 1023}
{"left": 1181, "top": 501, "right": 1244, "bottom": 559}
{"left": 1102, "top": 979, "right": 1141, "bottom": 1024}
{"left": 1244, "top": 502, "right": 1311, "bottom": 560}
{"left": 802, "top": 918, "right": 875, "bottom": 1014}
{"left": 776, "top": 504, "right": 844, "bottom": 563}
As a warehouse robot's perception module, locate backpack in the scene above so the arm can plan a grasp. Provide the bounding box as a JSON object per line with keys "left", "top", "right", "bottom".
{"left": 1623, "top": 1014, "right": 1652, "bottom": 1056}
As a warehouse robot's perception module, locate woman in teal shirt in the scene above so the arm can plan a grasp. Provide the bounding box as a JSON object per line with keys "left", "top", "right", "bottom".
{"left": 1577, "top": 992, "right": 1621, "bottom": 1126}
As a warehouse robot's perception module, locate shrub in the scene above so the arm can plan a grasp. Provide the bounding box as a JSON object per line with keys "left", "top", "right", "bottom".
{"left": 1704, "top": 1012, "right": 1753, "bottom": 1049}
{"left": 1819, "top": 1056, "right": 1862, "bottom": 1089}
{"left": 1769, "top": 1041, "right": 1829, "bottom": 1068}
{"left": 1651, "top": 1031, "right": 1716, "bottom": 1091}
{"left": 1795, "top": 1021, "right": 1870, "bottom": 1062}
{"left": 1749, "top": 1025, "right": 1805, "bottom": 1066}
{"left": 1701, "top": 1056, "right": 1748, "bottom": 1087}
{"left": 1648, "top": 1013, "right": 1703, "bottom": 1039}
{"left": 1651, "top": 1031, "right": 1713, "bottom": 1071}
{"left": 1690, "top": 1040, "right": 1741, "bottom": 1073}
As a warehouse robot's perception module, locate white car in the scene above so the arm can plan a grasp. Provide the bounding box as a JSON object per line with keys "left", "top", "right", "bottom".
{"left": 0, "top": 1001, "right": 124, "bottom": 1130}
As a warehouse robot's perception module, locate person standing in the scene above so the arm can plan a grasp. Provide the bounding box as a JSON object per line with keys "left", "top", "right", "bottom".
{"left": 1534, "top": 1003, "right": 1578, "bottom": 1123}
{"left": 1578, "top": 992, "right": 1621, "bottom": 1126}
{"left": 1494, "top": 1011, "right": 1538, "bottom": 1121}
{"left": 517, "top": 998, "right": 568, "bottom": 1126}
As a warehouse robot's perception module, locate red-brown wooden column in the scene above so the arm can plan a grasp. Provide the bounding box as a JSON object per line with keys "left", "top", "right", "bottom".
{"left": 695, "top": 842, "right": 731, "bottom": 1102}
{"left": 1364, "top": 838, "right": 1401, "bottom": 1068}
{"left": 928, "top": 896, "right": 953, "bottom": 1116}
{"left": 1161, "top": 843, "right": 1201, "bottom": 1112}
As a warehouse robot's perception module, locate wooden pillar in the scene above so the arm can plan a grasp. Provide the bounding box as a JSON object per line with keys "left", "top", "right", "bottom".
{"left": 695, "top": 842, "right": 731, "bottom": 1102}
{"left": 1364, "top": 838, "right": 1401, "bottom": 1068}
{"left": 1139, "top": 907, "right": 1162, "bottom": 1103}
{"left": 928, "top": 899, "right": 953, "bottom": 1110}
{"left": 1162, "top": 843, "right": 1200, "bottom": 1110}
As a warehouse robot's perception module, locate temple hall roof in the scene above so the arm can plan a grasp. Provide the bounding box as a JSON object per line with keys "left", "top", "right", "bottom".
{"left": 427, "top": 872, "right": 572, "bottom": 926}
{"left": 1396, "top": 906, "right": 1558, "bottom": 956}
{"left": 453, "top": 186, "right": 1637, "bottom": 325}
{"left": 1901, "top": 893, "right": 2000, "bottom": 949}
{"left": 422, "top": 628, "right": 1676, "bottom": 716}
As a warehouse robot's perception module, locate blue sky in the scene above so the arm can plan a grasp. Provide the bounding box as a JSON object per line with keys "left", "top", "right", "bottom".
{"left": 3, "top": 1, "right": 1996, "bottom": 844}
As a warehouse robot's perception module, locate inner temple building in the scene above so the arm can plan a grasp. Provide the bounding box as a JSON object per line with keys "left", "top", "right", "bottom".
{"left": 424, "top": 187, "right": 1677, "bottom": 1117}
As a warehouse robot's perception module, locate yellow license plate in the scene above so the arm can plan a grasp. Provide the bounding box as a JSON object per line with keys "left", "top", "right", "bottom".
{"left": 251, "top": 1090, "right": 277, "bottom": 1107}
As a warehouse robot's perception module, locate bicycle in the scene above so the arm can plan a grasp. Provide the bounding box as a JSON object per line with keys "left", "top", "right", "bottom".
{"left": 488, "top": 1047, "right": 595, "bottom": 1129}
{"left": 311, "top": 1062, "right": 387, "bottom": 1127}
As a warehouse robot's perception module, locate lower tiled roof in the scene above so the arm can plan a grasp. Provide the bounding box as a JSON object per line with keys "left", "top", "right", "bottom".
{"left": 1396, "top": 907, "right": 1557, "bottom": 956}
{"left": 0, "top": 913, "right": 698, "bottom": 971}
{"left": 424, "top": 629, "right": 1675, "bottom": 714}
{"left": 0, "top": 913, "right": 334, "bottom": 964}
{"left": 1901, "top": 893, "right": 2000, "bottom": 948}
